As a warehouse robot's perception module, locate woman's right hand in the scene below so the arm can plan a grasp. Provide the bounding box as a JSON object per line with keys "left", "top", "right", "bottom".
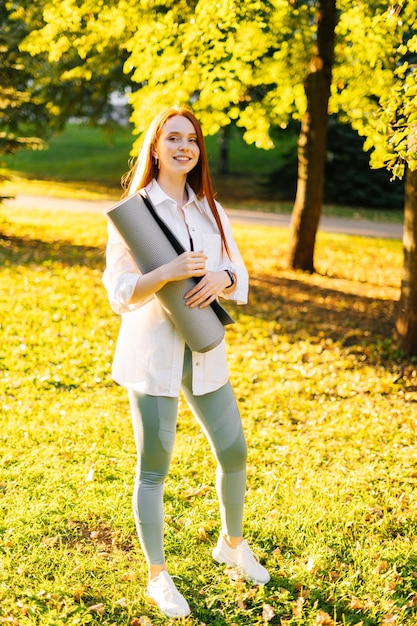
{"left": 129, "top": 251, "right": 207, "bottom": 306}
{"left": 164, "top": 251, "right": 207, "bottom": 282}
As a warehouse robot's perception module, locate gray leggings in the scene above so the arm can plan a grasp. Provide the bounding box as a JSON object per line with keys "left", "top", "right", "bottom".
{"left": 128, "top": 347, "right": 247, "bottom": 565}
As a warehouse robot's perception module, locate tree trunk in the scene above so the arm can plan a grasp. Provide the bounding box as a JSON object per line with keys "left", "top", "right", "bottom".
{"left": 217, "top": 125, "right": 230, "bottom": 176}
{"left": 287, "top": 0, "right": 337, "bottom": 272}
{"left": 395, "top": 166, "right": 417, "bottom": 355}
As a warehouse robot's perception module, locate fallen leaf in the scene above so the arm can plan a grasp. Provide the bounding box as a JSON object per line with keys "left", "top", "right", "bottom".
{"left": 262, "top": 603, "right": 275, "bottom": 621}
{"left": 272, "top": 547, "right": 282, "bottom": 559}
{"left": 197, "top": 526, "right": 209, "bottom": 541}
{"left": 41, "top": 536, "right": 59, "bottom": 547}
{"left": 0, "top": 617, "right": 21, "bottom": 625}
{"left": 349, "top": 595, "right": 374, "bottom": 610}
{"left": 307, "top": 557, "right": 317, "bottom": 573}
{"left": 131, "top": 617, "right": 153, "bottom": 626}
{"left": 85, "top": 468, "right": 95, "bottom": 482}
{"left": 237, "top": 597, "right": 246, "bottom": 610}
{"left": 373, "top": 560, "right": 389, "bottom": 575}
{"left": 349, "top": 597, "right": 367, "bottom": 610}
{"left": 88, "top": 603, "right": 105, "bottom": 615}
{"left": 315, "top": 610, "right": 335, "bottom": 625}
{"left": 181, "top": 485, "right": 211, "bottom": 499}
{"left": 72, "top": 586, "right": 86, "bottom": 602}
{"left": 293, "top": 595, "right": 305, "bottom": 617}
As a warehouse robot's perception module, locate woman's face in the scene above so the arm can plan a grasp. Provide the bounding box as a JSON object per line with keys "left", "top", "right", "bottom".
{"left": 154, "top": 115, "right": 200, "bottom": 179}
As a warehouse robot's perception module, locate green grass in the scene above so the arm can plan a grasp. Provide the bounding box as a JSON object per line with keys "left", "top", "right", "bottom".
{"left": 0, "top": 123, "right": 279, "bottom": 194}
{"left": 1, "top": 123, "right": 404, "bottom": 223}
{"left": 1, "top": 203, "right": 416, "bottom": 625}
{"left": 2, "top": 124, "right": 134, "bottom": 188}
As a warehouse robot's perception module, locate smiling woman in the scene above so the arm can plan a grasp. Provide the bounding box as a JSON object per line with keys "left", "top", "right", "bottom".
{"left": 153, "top": 116, "right": 201, "bottom": 196}
{"left": 102, "top": 105, "right": 270, "bottom": 618}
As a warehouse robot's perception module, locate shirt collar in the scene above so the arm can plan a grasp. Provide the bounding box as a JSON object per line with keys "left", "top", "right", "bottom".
{"left": 145, "top": 179, "right": 204, "bottom": 214}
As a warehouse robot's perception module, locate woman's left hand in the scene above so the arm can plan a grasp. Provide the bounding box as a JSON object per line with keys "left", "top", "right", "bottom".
{"left": 184, "top": 271, "right": 230, "bottom": 308}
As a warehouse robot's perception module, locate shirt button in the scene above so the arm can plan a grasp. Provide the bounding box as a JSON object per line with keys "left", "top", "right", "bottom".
{"left": 196, "top": 361, "right": 201, "bottom": 366}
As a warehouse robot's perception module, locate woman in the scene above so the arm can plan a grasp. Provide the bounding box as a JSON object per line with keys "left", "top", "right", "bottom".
{"left": 103, "top": 105, "right": 269, "bottom": 619}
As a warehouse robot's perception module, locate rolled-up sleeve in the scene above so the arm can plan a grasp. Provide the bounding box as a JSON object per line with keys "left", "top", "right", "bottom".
{"left": 102, "top": 222, "right": 151, "bottom": 314}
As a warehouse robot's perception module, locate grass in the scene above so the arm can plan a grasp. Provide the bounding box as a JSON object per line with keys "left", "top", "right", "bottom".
{"left": 0, "top": 123, "right": 404, "bottom": 223}
{"left": 1, "top": 201, "right": 417, "bottom": 625}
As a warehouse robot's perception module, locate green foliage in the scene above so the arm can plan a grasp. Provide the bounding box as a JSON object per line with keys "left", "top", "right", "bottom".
{"left": 1, "top": 204, "right": 417, "bottom": 625}
{"left": 20, "top": 0, "right": 313, "bottom": 149}
{"left": 4, "top": 0, "right": 417, "bottom": 179}
{"left": 333, "top": 0, "right": 417, "bottom": 178}
{"left": 0, "top": 1, "right": 51, "bottom": 197}
{"left": 266, "top": 121, "right": 405, "bottom": 209}
{"left": 9, "top": 0, "right": 130, "bottom": 129}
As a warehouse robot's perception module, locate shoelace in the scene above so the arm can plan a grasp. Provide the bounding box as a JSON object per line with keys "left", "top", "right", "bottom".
{"left": 238, "top": 542, "right": 261, "bottom": 566}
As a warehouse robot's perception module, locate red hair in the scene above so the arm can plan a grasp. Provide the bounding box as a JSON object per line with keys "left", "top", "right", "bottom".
{"left": 122, "top": 105, "right": 230, "bottom": 257}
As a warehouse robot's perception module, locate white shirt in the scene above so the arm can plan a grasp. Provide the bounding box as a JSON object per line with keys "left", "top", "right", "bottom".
{"left": 102, "top": 180, "right": 249, "bottom": 396}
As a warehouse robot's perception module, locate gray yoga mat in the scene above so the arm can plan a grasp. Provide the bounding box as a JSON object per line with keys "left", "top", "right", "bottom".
{"left": 105, "top": 192, "right": 227, "bottom": 353}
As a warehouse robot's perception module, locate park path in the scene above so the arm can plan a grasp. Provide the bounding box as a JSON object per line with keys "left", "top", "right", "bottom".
{"left": 4, "top": 193, "right": 403, "bottom": 240}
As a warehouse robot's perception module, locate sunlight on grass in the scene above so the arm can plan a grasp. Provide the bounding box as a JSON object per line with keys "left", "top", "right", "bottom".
{"left": 1, "top": 206, "right": 416, "bottom": 625}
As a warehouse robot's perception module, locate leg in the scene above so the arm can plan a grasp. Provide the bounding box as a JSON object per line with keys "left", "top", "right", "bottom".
{"left": 181, "top": 349, "right": 270, "bottom": 585}
{"left": 128, "top": 390, "right": 191, "bottom": 617}
{"left": 128, "top": 390, "right": 178, "bottom": 576}
{"left": 181, "top": 348, "right": 247, "bottom": 539}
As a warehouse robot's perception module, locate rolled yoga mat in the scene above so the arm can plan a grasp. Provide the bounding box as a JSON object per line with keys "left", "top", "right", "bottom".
{"left": 105, "top": 192, "right": 233, "bottom": 353}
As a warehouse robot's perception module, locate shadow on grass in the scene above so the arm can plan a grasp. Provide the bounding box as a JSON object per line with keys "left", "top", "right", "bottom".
{"left": 1, "top": 233, "right": 105, "bottom": 270}
{"left": 233, "top": 273, "right": 417, "bottom": 385}
{"left": 249, "top": 273, "right": 395, "bottom": 345}
{"left": 2, "top": 231, "right": 413, "bottom": 375}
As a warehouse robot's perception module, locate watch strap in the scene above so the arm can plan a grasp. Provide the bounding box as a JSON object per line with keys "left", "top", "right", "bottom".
{"left": 225, "top": 269, "right": 235, "bottom": 287}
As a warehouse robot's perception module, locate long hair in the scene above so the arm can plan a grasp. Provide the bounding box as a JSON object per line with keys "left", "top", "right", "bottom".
{"left": 121, "top": 105, "right": 231, "bottom": 257}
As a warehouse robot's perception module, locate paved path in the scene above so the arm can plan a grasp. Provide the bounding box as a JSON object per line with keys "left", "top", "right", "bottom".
{"left": 4, "top": 194, "right": 404, "bottom": 240}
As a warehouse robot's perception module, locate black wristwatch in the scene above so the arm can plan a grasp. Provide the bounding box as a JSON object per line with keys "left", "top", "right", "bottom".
{"left": 224, "top": 269, "right": 235, "bottom": 288}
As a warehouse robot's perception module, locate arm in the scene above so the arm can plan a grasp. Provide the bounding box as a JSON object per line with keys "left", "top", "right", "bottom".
{"left": 103, "top": 222, "right": 208, "bottom": 312}
{"left": 129, "top": 249, "right": 208, "bottom": 305}
{"left": 184, "top": 269, "right": 235, "bottom": 309}
{"left": 184, "top": 201, "right": 248, "bottom": 309}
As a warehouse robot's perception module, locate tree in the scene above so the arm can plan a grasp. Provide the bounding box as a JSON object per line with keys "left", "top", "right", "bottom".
{"left": 11, "top": 0, "right": 417, "bottom": 353}
{"left": 1, "top": 0, "right": 131, "bottom": 205}
{"left": 0, "top": 1, "right": 48, "bottom": 201}
{"left": 396, "top": 166, "right": 417, "bottom": 353}
{"left": 16, "top": 0, "right": 346, "bottom": 272}
{"left": 377, "top": 15, "right": 417, "bottom": 355}
{"left": 286, "top": 0, "right": 337, "bottom": 272}
{"left": 333, "top": 0, "right": 417, "bottom": 355}
{"left": 21, "top": 0, "right": 312, "bottom": 145}
{"left": 14, "top": 0, "right": 131, "bottom": 127}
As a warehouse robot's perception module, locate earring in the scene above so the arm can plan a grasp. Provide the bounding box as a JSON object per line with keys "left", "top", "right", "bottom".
{"left": 154, "top": 155, "right": 160, "bottom": 169}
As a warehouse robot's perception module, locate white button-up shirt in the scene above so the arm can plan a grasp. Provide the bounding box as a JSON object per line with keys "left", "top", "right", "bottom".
{"left": 103, "top": 180, "right": 249, "bottom": 396}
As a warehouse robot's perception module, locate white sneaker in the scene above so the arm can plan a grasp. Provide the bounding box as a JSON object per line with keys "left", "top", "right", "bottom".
{"left": 146, "top": 571, "right": 191, "bottom": 618}
{"left": 212, "top": 536, "right": 270, "bottom": 585}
